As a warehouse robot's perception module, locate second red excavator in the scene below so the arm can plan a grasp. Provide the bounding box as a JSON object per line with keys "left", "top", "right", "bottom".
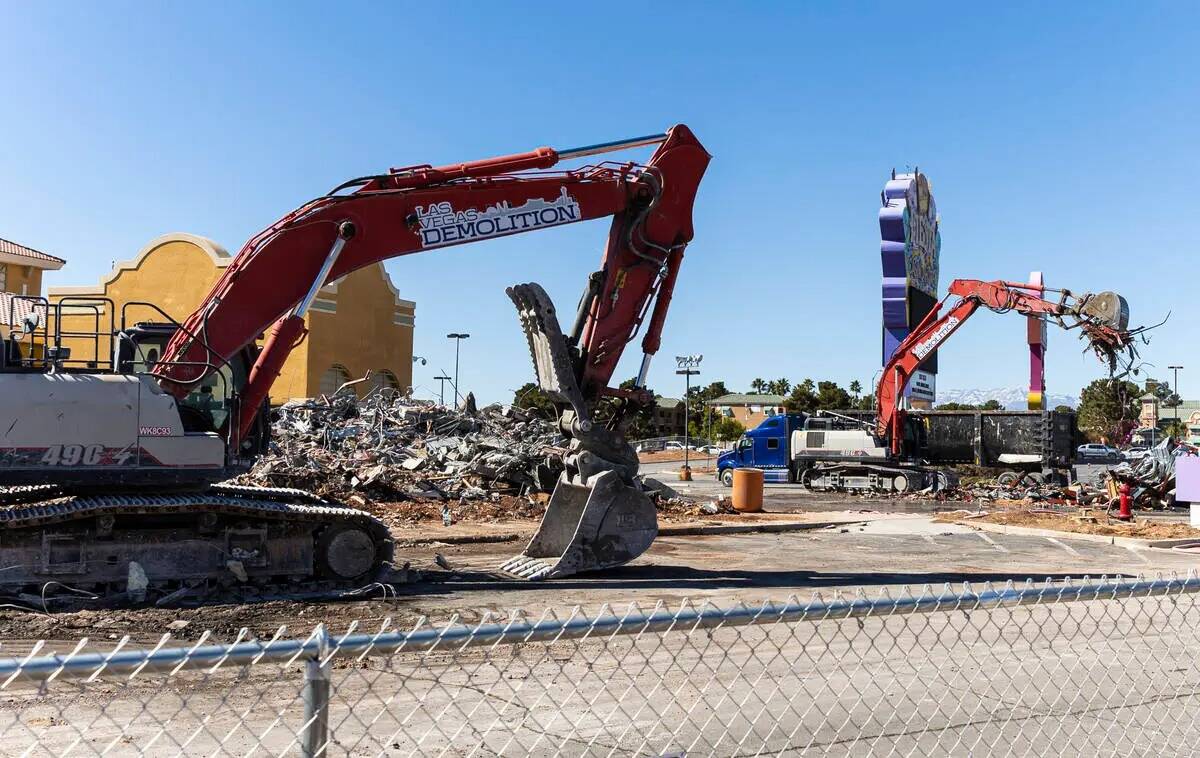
{"left": 797, "top": 278, "right": 1135, "bottom": 493}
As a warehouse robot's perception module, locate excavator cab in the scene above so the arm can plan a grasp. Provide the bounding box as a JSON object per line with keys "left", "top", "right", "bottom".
{"left": 114, "top": 322, "right": 270, "bottom": 460}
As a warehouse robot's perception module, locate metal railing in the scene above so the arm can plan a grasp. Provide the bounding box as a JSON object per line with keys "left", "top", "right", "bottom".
{"left": 5, "top": 573, "right": 1200, "bottom": 755}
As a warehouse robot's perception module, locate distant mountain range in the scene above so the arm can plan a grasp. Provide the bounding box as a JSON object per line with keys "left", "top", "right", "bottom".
{"left": 935, "top": 387, "right": 1079, "bottom": 411}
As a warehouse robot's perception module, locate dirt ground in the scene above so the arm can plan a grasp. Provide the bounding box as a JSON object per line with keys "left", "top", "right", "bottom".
{"left": 638, "top": 450, "right": 720, "bottom": 464}
{"left": 0, "top": 497, "right": 850, "bottom": 650}
{"left": 937, "top": 508, "right": 1200, "bottom": 540}
{"left": 3, "top": 487, "right": 1194, "bottom": 655}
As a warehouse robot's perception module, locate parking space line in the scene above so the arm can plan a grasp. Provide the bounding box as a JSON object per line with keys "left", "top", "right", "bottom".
{"left": 1123, "top": 545, "right": 1152, "bottom": 565}
{"left": 976, "top": 532, "right": 1008, "bottom": 553}
{"left": 1046, "top": 537, "right": 1080, "bottom": 556}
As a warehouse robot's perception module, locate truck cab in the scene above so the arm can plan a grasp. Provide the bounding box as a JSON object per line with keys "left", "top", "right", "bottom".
{"left": 717, "top": 413, "right": 806, "bottom": 486}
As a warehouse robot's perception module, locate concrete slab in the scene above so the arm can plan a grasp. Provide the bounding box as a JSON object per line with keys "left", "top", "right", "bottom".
{"left": 853, "top": 515, "right": 974, "bottom": 536}
{"left": 957, "top": 518, "right": 1200, "bottom": 550}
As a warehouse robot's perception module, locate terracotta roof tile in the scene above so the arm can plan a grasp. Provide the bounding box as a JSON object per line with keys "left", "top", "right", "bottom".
{"left": 0, "top": 237, "right": 65, "bottom": 266}
{"left": 0, "top": 292, "right": 39, "bottom": 328}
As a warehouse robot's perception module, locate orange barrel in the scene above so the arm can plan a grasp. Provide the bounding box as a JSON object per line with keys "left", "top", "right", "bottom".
{"left": 731, "top": 467, "right": 764, "bottom": 513}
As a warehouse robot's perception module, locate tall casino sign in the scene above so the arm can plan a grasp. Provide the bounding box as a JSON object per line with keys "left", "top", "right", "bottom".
{"left": 879, "top": 170, "right": 941, "bottom": 406}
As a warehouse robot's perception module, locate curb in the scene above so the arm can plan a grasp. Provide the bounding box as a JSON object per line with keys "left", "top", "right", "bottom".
{"left": 658, "top": 520, "right": 866, "bottom": 537}
{"left": 402, "top": 519, "right": 866, "bottom": 544}
{"left": 399, "top": 532, "right": 523, "bottom": 546}
{"left": 955, "top": 520, "right": 1200, "bottom": 550}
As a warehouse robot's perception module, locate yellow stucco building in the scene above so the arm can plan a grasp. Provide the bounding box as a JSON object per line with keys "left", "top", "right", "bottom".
{"left": 0, "top": 237, "right": 66, "bottom": 341}
{"left": 48, "top": 233, "right": 416, "bottom": 400}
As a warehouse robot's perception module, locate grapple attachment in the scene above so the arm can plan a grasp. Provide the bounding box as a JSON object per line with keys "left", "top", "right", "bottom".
{"left": 1079, "top": 291, "right": 1130, "bottom": 332}
{"left": 503, "top": 280, "right": 659, "bottom": 580}
{"left": 499, "top": 470, "right": 658, "bottom": 580}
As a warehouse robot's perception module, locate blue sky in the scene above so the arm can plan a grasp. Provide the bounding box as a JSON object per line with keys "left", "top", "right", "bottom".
{"left": 1, "top": 3, "right": 1194, "bottom": 404}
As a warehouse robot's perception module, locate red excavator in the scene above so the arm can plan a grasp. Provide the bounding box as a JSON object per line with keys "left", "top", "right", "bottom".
{"left": 796, "top": 278, "right": 1135, "bottom": 492}
{"left": 0, "top": 126, "right": 710, "bottom": 598}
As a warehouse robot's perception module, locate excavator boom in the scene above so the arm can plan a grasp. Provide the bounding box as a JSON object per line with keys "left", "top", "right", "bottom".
{"left": 155, "top": 127, "right": 708, "bottom": 429}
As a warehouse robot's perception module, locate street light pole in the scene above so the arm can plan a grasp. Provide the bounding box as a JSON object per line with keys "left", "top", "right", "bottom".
{"left": 434, "top": 374, "right": 452, "bottom": 406}
{"left": 676, "top": 354, "right": 703, "bottom": 481}
{"left": 446, "top": 333, "right": 470, "bottom": 403}
{"left": 1170, "top": 365, "right": 1184, "bottom": 430}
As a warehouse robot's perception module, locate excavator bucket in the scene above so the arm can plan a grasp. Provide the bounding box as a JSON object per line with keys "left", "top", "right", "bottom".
{"left": 503, "top": 281, "right": 659, "bottom": 580}
{"left": 499, "top": 470, "right": 658, "bottom": 580}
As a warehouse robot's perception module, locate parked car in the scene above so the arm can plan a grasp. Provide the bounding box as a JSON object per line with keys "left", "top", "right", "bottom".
{"left": 1076, "top": 443, "right": 1122, "bottom": 462}
{"left": 699, "top": 444, "right": 724, "bottom": 455}
{"left": 635, "top": 440, "right": 666, "bottom": 453}
{"left": 663, "top": 441, "right": 685, "bottom": 451}
{"left": 1122, "top": 446, "right": 1150, "bottom": 462}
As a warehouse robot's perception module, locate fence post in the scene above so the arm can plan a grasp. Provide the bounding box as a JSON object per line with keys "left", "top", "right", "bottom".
{"left": 301, "top": 623, "right": 332, "bottom": 758}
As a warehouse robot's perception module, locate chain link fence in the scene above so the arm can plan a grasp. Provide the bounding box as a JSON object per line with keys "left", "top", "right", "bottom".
{"left": 5, "top": 574, "right": 1200, "bottom": 755}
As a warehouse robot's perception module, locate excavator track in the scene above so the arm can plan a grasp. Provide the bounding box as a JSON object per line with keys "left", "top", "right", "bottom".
{"left": 0, "top": 484, "right": 393, "bottom": 602}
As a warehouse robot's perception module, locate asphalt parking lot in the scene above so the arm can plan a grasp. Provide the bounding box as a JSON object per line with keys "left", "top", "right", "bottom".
{"left": 412, "top": 511, "right": 1200, "bottom": 620}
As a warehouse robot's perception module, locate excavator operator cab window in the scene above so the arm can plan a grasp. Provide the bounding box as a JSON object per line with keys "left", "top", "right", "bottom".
{"left": 116, "top": 330, "right": 168, "bottom": 375}
{"left": 176, "top": 352, "right": 254, "bottom": 435}
{"left": 116, "top": 323, "right": 247, "bottom": 434}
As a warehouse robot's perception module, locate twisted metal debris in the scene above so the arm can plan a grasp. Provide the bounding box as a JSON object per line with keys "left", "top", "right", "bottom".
{"left": 1109, "top": 438, "right": 1198, "bottom": 507}
{"left": 234, "top": 391, "right": 566, "bottom": 503}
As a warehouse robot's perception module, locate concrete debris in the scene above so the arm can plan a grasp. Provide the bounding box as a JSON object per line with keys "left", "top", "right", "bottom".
{"left": 640, "top": 477, "right": 680, "bottom": 499}
{"left": 127, "top": 561, "right": 148, "bottom": 603}
{"left": 225, "top": 560, "right": 249, "bottom": 582}
{"left": 858, "top": 476, "right": 1085, "bottom": 507}
{"left": 233, "top": 393, "right": 566, "bottom": 503}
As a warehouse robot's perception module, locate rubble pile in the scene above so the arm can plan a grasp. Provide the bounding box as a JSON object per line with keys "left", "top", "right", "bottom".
{"left": 235, "top": 392, "right": 566, "bottom": 503}
{"left": 856, "top": 474, "right": 1091, "bottom": 507}
{"left": 1108, "top": 439, "right": 1198, "bottom": 508}
{"left": 951, "top": 479, "right": 1083, "bottom": 506}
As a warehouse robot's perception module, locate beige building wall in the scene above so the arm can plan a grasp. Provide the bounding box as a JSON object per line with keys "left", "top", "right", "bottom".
{"left": 1, "top": 264, "right": 43, "bottom": 297}
{"left": 48, "top": 233, "right": 415, "bottom": 401}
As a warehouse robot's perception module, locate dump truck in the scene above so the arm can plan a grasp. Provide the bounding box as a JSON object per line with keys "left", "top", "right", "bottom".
{"left": 718, "top": 408, "right": 1079, "bottom": 489}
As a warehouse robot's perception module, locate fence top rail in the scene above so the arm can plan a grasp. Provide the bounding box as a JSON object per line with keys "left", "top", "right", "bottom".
{"left": 2, "top": 572, "right": 1199, "bottom": 684}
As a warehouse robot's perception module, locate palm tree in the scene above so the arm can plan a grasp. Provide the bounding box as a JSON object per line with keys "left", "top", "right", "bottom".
{"left": 849, "top": 380, "right": 863, "bottom": 400}
{"left": 768, "top": 378, "right": 791, "bottom": 396}
{"left": 750, "top": 378, "right": 767, "bottom": 393}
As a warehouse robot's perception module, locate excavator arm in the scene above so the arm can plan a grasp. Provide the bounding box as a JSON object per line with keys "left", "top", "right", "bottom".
{"left": 154, "top": 126, "right": 709, "bottom": 444}
{"left": 876, "top": 278, "right": 1133, "bottom": 455}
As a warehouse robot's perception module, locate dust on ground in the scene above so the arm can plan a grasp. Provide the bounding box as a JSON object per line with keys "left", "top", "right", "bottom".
{"left": 936, "top": 508, "right": 1200, "bottom": 540}
{"left": 638, "top": 451, "right": 720, "bottom": 464}
{"left": 354, "top": 489, "right": 761, "bottom": 532}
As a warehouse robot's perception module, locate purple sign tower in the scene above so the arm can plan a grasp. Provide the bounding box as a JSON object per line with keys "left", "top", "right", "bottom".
{"left": 879, "top": 171, "right": 941, "bottom": 406}
{"left": 1025, "top": 271, "right": 1047, "bottom": 410}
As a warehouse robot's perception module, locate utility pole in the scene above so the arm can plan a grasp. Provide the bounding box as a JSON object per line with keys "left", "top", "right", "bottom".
{"left": 434, "top": 374, "right": 452, "bottom": 406}
{"left": 446, "top": 333, "right": 470, "bottom": 403}
{"left": 1170, "top": 365, "right": 1185, "bottom": 431}
{"left": 705, "top": 399, "right": 712, "bottom": 455}
{"left": 676, "top": 354, "right": 702, "bottom": 481}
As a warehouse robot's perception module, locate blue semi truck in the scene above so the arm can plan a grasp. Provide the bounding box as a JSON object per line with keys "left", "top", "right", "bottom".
{"left": 717, "top": 409, "right": 1078, "bottom": 492}
{"left": 715, "top": 413, "right": 807, "bottom": 485}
